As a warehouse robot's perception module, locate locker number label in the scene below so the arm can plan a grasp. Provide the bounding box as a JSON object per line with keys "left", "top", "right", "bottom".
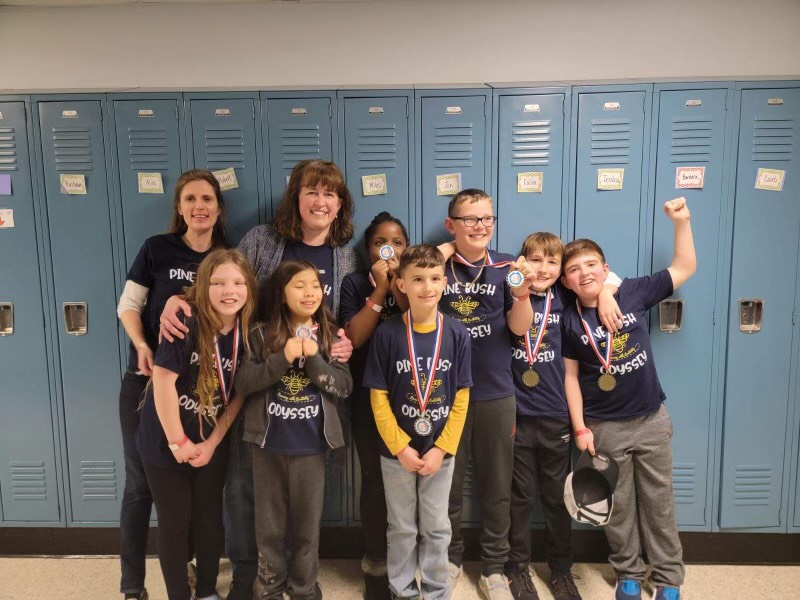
{"left": 675, "top": 166, "right": 705, "bottom": 189}
{"left": 138, "top": 172, "right": 164, "bottom": 194}
{"left": 60, "top": 174, "right": 87, "bottom": 195}
{"left": 213, "top": 167, "right": 239, "bottom": 192}
{"left": 755, "top": 168, "right": 785, "bottom": 192}
{"left": 597, "top": 168, "right": 624, "bottom": 190}
{"left": 436, "top": 173, "right": 462, "bottom": 196}
{"left": 517, "top": 172, "right": 543, "bottom": 193}
{"left": 362, "top": 174, "right": 388, "bottom": 196}
{"left": 0, "top": 209, "right": 14, "bottom": 228}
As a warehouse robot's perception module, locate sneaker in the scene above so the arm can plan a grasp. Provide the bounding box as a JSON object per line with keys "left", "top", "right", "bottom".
{"left": 506, "top": 566, "right": 540, "bottom": 600}
{"left": 190, "top": 594, "right": 221, "bottom": 600}
{"left": 614, "top": 579, "right": 642, "bottom": 600}
{"left": 444, "top": 562, "right": 463, "bottom": 599}
{"left": 551, "top": 573, "right": 582, "bottom": 600}
{"left": 652, "top": 586, "right": 680, "bottom": 600}
{"left": 227, "top": 580, "right": 255, "bottom": 600}
{"left": 124, "top": 591, "right": 148, "bottom": 600}
{"left": 479, "top": 573, "right": 515, "bottom": 600}
{"left": 364, "top": 573, "right": 391, "bottom": 600}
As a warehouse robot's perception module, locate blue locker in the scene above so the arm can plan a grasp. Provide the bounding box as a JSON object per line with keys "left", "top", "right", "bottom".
{"left": 649, "top": 87, "right": 732, "bottom": 528}
{"left": 573, "top": 89, "right": 651, "bottom": 277}
{"left": 720, "top": 88, "right": 800, "bottom": 529}
{"left": 418, "top": 92, "right": 491, "bottom": 245}
{"left": 111, "top": 98, "right": 183, "bottom": 263}
{"left": 187, "top": 97, "right": 261, "bottom": 245}
{"left": 265, "top": 97, "right": 334, "bottom": 218}
{"left": 496, "top": 92, "right": 567, "bottom": 254}
{"left": 341, "top": 95, "right": 412, "bottom": 251}
{"left": 0, "top": 100, "right": 61, "bottom": 523}
{"left": 37, "top": 99, "right": 123, "bottom": 523}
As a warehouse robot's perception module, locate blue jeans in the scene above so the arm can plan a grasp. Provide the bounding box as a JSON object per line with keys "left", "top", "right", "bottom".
{"left": 381, "top": 456, "right": 454, "bottom": 600}
{"left": 224, "top": 418, "right": 258, "bottom": 585}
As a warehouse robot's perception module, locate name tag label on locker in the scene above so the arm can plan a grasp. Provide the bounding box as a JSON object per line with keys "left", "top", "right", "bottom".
{"left": 754, "top": 168, "right": 785, "bottom": 192}
{"left": 603, "top": 102, "right": 620, "bottom": 110}
{"left": 445, "top": 106, "right": 462, "bottom": 115}
{"left": 597, "top": 168, "right": 624, "bottom": 190}
{"left": 60, "top": 174, "right": 87, "bottom": 195}
{"left": 213, "top": 167, "right": 239, "bottom": 191}
{"left": 517, "top": 171, "right": 543, "bottom": 193}
{"left": 138, "top": 109, "right": 154, "bottom": 118}
{"left": 62, "top": 110, "right": 78, "bottom": 119}
{"left": 291, "top": 108, "right": 308, "bottom": 116}
{"left": 368, "top": 106, "right": 385, "bottom": 115}
{"left": 675, "top": 166, "right": 705, "bottom": 189}
{"left": 0, "top": 208, "right": 14, "bottom": 228}
{"left": 436, "top": 172, "right": 462, "bottom": 196}
{"left": 215, "top": 108, "right": 231, "bottom": 116}
{"left": 362, "top": 173, "right": 388, "bottom": 196}
{"left": 138, "top": 172, "right": 164, "bottom": 194}
{"left": 524, "top": 104, "right": 541, "bottom": 113}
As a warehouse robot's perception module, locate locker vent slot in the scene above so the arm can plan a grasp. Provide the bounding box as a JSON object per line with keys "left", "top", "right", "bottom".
{"left": 52, "top": 127, "right": 94, "bottom": 172}
{"left": 0, "top": 127, "right": 18, "bottom": 171}
{"left": 589, "top": 119, "right": 631, "bottom": 165}
{"left": 752, "top": 117, "right": 794, "bottom": 162}
{"left": 204, "top": 127, "right": 246, "bottom": 169}
{"left": 670, "top": 117, "right": 713, "bottom": 163}
{"left": 279, "top": 125, "right": 322, "bottom": 168}
{"left": 672, "top": 463, "right": 695, "bottom": 504}
{"left": 80, "top": 460, "right": 118, "bottom": 500}
{"left": 510, "top": 119, "right": 551, "bottom": 166}
{"left": 10, "top": 461, "right": 47, "bottom": 501}
{"left": 733, "top": 465, "right": 772, "bottom": 506}
{"left": 356, "top": 123, "right": 397, "bottom": 169}
{"left": 127, "top": 128, "right": 169, "bottom": 171}
{"left": 433, "top": 122, "right": 474, "bottom": 168}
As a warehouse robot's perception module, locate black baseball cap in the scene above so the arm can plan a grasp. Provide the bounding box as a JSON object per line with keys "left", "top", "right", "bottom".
{"left": 563, "top": 450, "right": 619, "bottom": 526}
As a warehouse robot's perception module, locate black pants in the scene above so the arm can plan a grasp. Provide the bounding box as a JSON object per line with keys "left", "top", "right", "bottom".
{"left": 507, "top": 415, "right": 573, "bottom": 577}
{"left": 352, "top": 420, "right": 388, "bottom": 566}
{"left": 143, "top": 440, "right": 229, "bottom": 600}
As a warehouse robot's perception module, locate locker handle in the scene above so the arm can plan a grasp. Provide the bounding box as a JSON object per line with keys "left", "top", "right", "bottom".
{"left": 0, "top": 302, "right": 12, "bottom": 336}
{"left": 63, "top": 302, "right": 88, "bottom": 336}
{"left": 738, "top": 299, "right": 764, "bottom": 334}
{"left": 658, "top": 299, "right": 683, "bottom": 333}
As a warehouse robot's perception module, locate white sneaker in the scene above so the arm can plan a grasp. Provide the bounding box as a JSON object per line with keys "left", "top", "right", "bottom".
{"left": 444, "top": 562, "right": 463, "bottom": 599}
{"left": 479, "top": 573, "right": 514, "bottom": 600}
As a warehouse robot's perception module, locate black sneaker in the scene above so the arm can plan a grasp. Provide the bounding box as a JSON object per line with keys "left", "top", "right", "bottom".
{"left": 124, "top": 591, "right": 148, "bottom": 600}
{"left": 364, "top": 573, "right": 391, "bottom": 600}
{"left": 506, "top": 567, "right": 540, "bottom": 600}
{"left": 227, "top": 580, "right": 255, "bottom": 600}
{"left": 551, "top": 572, "right": 582, "bottom": 600}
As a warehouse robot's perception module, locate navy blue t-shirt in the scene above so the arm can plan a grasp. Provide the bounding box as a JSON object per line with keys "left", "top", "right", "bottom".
{"left": 282, "top": 240, "right": 334, "bottom": 307}
{"left": 125, "top": 233, "right": 214, "bottom": 372}
{"left": 438, "top": 250, "right": 515, "bottom": 402}
{"left": 363, "top": 314, "right": 472, "bottom": 459}
{"left": 137, "top": 319, "right": 242, "bottom": 469}
{"left": 339, "top": 271, "right": 403, "bottom": 425}
{"left": 511, "top": 286, "right": 568, "bottom": 418}
{"left": 561, "top": 270, "right": 674, "bottom": 420}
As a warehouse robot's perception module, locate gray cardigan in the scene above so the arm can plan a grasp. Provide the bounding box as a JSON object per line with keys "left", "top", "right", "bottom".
{"left": 237, "top": 324, "right": 353, "bottom": 450}
{"left": 237, "top": 223, "right": 358, "bottom": 318}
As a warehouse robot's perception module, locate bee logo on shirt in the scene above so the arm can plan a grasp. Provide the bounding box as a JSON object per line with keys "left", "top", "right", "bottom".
{"left": 406, "top": 374, "right": 444, "bottom": 406}
{"left": 450, "top": 295, "right": 479, "bottom": 317}
{"left": 281, "top": 369, "right": 311, "bottom": 397}
{"left": 610, "top": 333, "right": 639, "bottom": 361}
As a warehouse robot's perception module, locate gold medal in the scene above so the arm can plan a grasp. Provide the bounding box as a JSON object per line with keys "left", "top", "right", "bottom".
{"left": 598, "top": 373, "right": 616, "bottom": 392}
{"left": 522, "top": 369, "right": 540, "bottom": 388}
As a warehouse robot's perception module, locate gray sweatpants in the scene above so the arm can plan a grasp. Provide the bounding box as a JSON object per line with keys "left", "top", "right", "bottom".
{"left": 588, "top": 403, "right": 685, "bottom": 587}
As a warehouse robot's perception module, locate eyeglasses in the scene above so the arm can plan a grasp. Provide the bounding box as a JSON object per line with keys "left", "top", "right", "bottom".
{"left": 449, "top": 215, "right": 498, "bottom": 227}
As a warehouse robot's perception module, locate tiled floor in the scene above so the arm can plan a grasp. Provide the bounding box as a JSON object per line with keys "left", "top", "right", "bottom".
{"left": 3, "top": 557, "right": 800, "bottom": 599}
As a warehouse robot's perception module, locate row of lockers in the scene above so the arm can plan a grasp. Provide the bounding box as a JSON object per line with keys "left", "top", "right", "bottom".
{"left": 0, "top": 82, "right": 798, "bottom": 534}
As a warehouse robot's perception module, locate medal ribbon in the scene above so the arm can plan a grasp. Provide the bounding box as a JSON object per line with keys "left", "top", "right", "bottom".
{"left": 214, "top": 317, "right": 240, "bottom": 409}
{"left": 525, "top": 290, "right": 552, "bottom": 367}
{"left": 452, "top": 250, "right": 513, "bottom": 269}
{"left": 575, "top": 299, "right": 613, "bottom": 373}
{"left": 405, "top": 311, "right": 444, "bottom": 416}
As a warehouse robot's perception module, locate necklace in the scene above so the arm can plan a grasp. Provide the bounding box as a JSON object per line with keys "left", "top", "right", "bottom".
{"left": 449, "top": 253, "right": 487, "bottom": 287}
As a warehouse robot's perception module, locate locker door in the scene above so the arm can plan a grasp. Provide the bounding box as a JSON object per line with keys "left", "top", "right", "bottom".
{"left": 575, "top": 91, "right": 648, "bottom": 277}
{"left": 113, "top": 99, "right": 182, "bottom": 262}
{"left": 0, "top": 102, "right": 60, "bottom": 522}
{"left": 420, "top": 96, "right": 487, "bottom": 244}
{"left": 265, "top": 98, "right": 333, "bottom": 217}
{"left": 38, "top": 100, "right": 123, "bottom": 523}
{"left": 720, "top": 88, "right": 800, "bottom": 528}
{"left": 343, "top": 97, "right": 410, "bottom": 247}
{"left": 189, "top": 99, "right": 260, "bottom": 245}
{"left": 497, "top": 94, "right": 566, "bottom": 254}
{"left": 650, "top": 88, "right": 730, "bottom": 527}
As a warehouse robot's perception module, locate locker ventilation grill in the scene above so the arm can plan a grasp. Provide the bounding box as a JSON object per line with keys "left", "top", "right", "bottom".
{"left": 672, "top": 463, "right": 696, "bottom": 504}
{"left": 434, "top": 122, "right": 474, "bottom": 168}
{"left": 752, "top": 117, "right": 794, "bottom": 162}
{"left": 52, "top": 127, "right": 93, "bottom": 172}
{"left": 279, "top": 125, "right": 322, "bottom": 168}
{"left": 510, "top": 120, "right": 551, "bottom": 166}
{"left": 0, "top": 127, "right": 19, "bottom": 171}
{"left": 204, "top": 127, "right": 246, "bottom": 169}
{"left": 10, "top": 461, "right": 47, "bottom": 501}
{"left": 80, "top": 461, "right": 118, "bottom": 500}
{"left": 127, "top": 128, "right": 169, "bottom": 171}
{"left": 670, "top": 117, "right": 713, "bottom": 163}
{"left": 590, "top": 119, "right": 631, "bottom": 165}
{"left": 733, "top": 465, "right": 772, "bottom": 506}
{"left": 356, "top": 124, "right": 397, "bottom": 169}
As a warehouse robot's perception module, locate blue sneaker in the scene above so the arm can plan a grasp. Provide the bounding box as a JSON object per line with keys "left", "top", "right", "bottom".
{"left": 614, "top": 579, "right": 642, "bottom": 600}
{"left": 653, "top": 586, "right": 680, "bottom": 600}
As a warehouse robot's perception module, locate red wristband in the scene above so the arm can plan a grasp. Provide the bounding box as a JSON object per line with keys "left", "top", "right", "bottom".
{"left": 574, "top": 428, "right": 591, "bottom": 437}
{"left": 171, "top": 435, "right": 189, "bottom": 449}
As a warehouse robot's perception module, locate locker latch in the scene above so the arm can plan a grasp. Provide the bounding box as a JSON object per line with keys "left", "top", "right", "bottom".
{"left": 63, "top": 302, "right": 88, "bottom": 336}
{"left": 0, "top": 302, "right": 12, "bottom": 336}
{"left": 659, "top": 299, "right": 684, "bottom": 333}
{"left": 738, "top": 299, "right": 764, "bottom": 334}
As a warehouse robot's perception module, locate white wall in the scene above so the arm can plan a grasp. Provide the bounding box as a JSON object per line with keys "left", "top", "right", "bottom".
{"left": 2, "top": 0, "right": 799, "bottom": 91}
